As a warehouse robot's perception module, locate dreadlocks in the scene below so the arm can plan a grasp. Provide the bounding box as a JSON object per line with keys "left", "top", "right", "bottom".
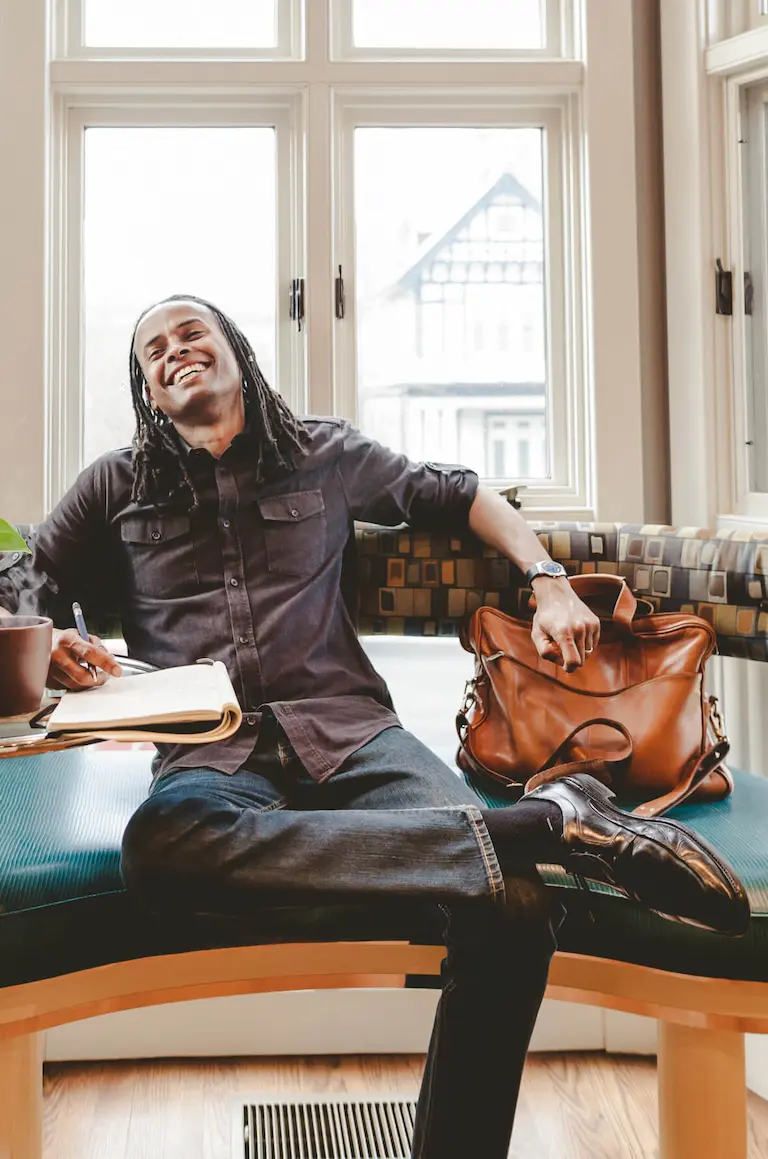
{"left": 129, "top": 294, "right": 310, "bottom": 510}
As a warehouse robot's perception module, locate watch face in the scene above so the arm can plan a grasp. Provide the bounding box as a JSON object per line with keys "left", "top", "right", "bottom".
{"left": 542, "top": 562, "right": 564, "bottom": 575}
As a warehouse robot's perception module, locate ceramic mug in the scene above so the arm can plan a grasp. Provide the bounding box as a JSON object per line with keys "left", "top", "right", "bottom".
{"left": 0, "top": 616, "right": 53, "bottom": 716}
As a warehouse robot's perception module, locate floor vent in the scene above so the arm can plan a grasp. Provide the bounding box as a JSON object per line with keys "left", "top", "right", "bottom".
{"left": 238, "top": 1096, "right": 417, "bottom": 1159}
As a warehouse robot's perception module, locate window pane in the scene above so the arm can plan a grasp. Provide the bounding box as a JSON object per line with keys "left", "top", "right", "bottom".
{"left": 353, "top": 0, "right": 544, "bottom": 50}
{"left": 742, "top": 88, "right": 768, "bottom": 493}
{"left": 83, "top": 127, "right": 276, "bottom": 465}
{"left": 85, "top": 1, "right": 276, "bottom": 48}
{"left": 354, "top": 127, "right": 548, "bottom": 479}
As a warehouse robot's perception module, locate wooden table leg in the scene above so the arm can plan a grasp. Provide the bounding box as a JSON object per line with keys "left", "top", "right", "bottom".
{"left": 658, "top": 1022, "right": 747, "bottom": 1159}
{"left": 0, "top": 1033, "right": 43, "bottom": 1159}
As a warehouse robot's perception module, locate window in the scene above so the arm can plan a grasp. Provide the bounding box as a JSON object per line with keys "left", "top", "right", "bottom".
{"left": 0, "top": 1, "right": 646, "bottom": 527}
{"left": 351, "top": 0, "right": 545, "bottom": 52}
{"left": 740, "top": 82, "right": 768, "bottom": 497}
{"left": 82, "top": 127, "right": 277, "bottom": 464}
{"left": 343, "top": 108, "right": 574, "bottom": 498}
{"left": 84, "top": 1, "right": 277, "bottom": 49}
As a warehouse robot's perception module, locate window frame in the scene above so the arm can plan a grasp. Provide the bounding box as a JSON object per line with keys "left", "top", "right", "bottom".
{"left": 332, "top": 93, "right": 587, "bottom": 509}
{"left": 48, "top": 92, "right": 306, "bottom": 501}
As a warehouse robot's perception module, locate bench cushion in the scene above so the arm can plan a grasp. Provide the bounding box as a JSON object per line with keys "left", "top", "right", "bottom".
{"left": 0, "top": 748, "right": 766, "bottom": 988}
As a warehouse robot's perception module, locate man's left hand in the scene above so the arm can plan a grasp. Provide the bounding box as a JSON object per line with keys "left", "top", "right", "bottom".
{"left": 530, "top": 579, "right": 601, "bottom": 673}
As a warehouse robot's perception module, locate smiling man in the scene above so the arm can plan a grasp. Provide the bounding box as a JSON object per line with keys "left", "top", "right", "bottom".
{"left": 11, "top": 294, "right": 748, "bottom": 1159}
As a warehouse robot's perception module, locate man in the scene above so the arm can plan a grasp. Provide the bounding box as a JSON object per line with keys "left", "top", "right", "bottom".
{"left": 2, "top": 295, "right": 748, "bottom": 1158}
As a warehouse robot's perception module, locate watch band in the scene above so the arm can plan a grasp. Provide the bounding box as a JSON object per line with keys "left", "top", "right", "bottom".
{"left": 524, "top": 561, "right": 569, "bottom": 585}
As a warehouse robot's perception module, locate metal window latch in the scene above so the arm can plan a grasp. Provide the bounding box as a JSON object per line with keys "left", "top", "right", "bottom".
{"left": 335, "top": 265, "right": 346, "bottom": 320}
{"left": 499, "top": 485, "right": 522, "bottom": 509}
{"left": 289, "top": 278, "right": 305, "bottom": 332}
{"left": 715, "top": 259, "right": 733, "bottom": 316}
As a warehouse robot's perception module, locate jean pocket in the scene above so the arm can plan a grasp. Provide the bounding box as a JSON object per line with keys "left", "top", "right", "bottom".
{"left": 258, "top": 489, "right": 326, "bottom": 577}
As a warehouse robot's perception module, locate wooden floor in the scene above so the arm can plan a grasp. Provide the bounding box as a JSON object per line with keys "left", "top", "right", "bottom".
{"left": 43, "top": 1052, "right": 768, "bottom": 1158}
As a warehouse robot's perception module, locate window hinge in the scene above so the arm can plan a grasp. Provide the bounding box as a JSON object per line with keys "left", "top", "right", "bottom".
{"left": 335, "top": 265, "right": 346, "bottom": 320}
{"left": 289, "top": 277, "right": 305, "bottom": 332}
{"left": 715, "top": 259, "right": 733, "bottom": 316}
{"left": 745, "top": 270, "right": 754, "bottom": 315}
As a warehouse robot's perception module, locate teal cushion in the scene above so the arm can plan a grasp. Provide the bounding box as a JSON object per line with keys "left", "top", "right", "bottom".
{"left": 472, "top": 768, "right": 768, "bottom": 980}
{"left": 0, "top": 748, "right": 444, "bottom": 987}
{"left": 0, "top": 748, "right": 767, "bottom": 988}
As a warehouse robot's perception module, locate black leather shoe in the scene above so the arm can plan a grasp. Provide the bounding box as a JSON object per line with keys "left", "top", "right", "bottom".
{"left": 524, "top": 773, "right": 750, "bottom": 937}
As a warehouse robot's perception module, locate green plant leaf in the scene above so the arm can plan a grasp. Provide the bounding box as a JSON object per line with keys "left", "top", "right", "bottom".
{"left": 0, "top": 519, "right": 30, "bottom": 554}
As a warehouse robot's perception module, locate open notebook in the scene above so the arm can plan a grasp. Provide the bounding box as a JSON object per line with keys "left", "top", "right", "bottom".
{"left": 41, "top": 660, "right": 243, "bottom": 744}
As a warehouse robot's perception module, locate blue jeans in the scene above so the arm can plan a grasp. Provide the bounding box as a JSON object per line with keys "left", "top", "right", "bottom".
{"left": 121, "top": 719, "right": 563, "bottom": 1159}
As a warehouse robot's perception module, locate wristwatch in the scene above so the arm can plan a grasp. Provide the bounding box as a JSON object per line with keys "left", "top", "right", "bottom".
{"left": 525, "top": 561, "right": 569, "bottom": 585}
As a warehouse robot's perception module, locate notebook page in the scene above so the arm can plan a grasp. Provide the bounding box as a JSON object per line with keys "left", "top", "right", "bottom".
{"left": 48, "top": 662, "right": 235, "bottom": 731}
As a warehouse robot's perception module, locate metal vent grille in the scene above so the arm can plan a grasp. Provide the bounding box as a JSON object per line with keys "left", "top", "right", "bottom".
{"left": 239, "top": 1097, "right": 417, "bottom": 1159}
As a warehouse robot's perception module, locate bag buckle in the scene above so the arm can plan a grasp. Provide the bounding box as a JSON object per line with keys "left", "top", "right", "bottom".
{"left": 461, "top": 677, "right": 477, "bottom": 715}
{"left": 708, "top": 695, "right": 728, "bottom": 744}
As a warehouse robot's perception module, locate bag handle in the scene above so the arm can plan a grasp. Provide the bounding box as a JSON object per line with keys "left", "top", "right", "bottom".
{"left": 526, "top": 574, "right": 638, "bottom": 630}
{"left": 567, "top": 575, "right": 638, "bottom": 630}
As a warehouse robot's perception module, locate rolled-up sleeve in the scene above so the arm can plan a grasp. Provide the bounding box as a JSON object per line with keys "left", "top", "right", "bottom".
{"left": 336, "top": 422, "right": 479, "bottom": 529}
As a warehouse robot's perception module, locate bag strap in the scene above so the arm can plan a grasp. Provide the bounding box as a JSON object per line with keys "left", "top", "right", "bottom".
{"left": 630, "top": 739, "right": 730, "bottom": 817}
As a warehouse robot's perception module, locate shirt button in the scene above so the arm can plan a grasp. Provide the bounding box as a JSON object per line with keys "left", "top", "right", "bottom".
{"left": 230, "top": 577, "right": 239, "bottom": 587}
{"left": 291, "top": 509, "right": 299, "bottom": 518}
{"left": 239, "top": 635, "right": 249, "bottom": 645}
{"left": 151, "top": 529, "right": 161, "bottom": 541}
{"left": 245, "top": 714, "right": 257, "bottom": 726}
{"left": 222, "top": 519, "right": 231, "bottom": 529}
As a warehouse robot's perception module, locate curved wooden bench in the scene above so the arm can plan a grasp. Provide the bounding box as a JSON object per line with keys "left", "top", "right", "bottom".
{"left": 0, "top": 942, "right": 763, "bottom": 1159}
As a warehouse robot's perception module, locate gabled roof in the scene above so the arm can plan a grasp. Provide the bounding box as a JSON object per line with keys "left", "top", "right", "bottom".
{"left": 392, "top": 170, "right": 542, "bottom": 295}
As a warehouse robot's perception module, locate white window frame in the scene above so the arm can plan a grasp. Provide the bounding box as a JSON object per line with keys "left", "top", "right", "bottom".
{"left": 330, "top": 0, "right": 574, "bottom": 62}
{"left": 48, "top": 91, "right": 306, "bottom": 502}
{"left": 0, "top": 0, "right": 647, "bottom": 528}
{"left": 722, "top": 69, "right": 768, "bottom": 520}
{"left": 662, "top": 1, "right": 768, "bottom": 528}
{"left": 333, "top": 93, "right": 587, "bottom": 511}
{"left": 56, "top": 0, "right": 304, "bottom": 61}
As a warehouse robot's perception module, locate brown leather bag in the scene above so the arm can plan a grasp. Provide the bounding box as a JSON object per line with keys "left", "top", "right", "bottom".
{"left": 456, "top": 574, "right": 733, "bottom": 818}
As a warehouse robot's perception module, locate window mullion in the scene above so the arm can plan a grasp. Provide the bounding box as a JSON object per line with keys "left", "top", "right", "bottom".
{"left": 304, "top": 82, "right": 335, "bottom": 416}
{"left": 276, "top": 100, "right": 307, "bottom": 416}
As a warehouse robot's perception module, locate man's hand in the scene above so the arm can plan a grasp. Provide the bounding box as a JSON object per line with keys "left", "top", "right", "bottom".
{"left": 48, "top": 628, "right": 123, "bottom": 691}
{"left": 530, "top": 578, "right": 601, "bottom": 673}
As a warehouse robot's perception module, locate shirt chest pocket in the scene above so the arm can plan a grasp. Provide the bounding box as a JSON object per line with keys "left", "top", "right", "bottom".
{"left": 119, "top": 513, "right": 199, "bottom": 596}
{"left": 258, "top": 490, "right": 327, "bottom": 578}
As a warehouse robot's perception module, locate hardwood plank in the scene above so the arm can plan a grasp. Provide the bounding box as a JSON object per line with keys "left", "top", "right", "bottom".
{"left": 42, "top": 1052, "right": 768, "bottom": 1159}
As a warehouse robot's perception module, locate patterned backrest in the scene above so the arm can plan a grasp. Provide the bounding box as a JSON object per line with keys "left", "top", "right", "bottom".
{"left": 355, "top": 522, "right": 768, "bottom": 661}
{"left": 4, "top": 521, "right": 768, "bottom": 661}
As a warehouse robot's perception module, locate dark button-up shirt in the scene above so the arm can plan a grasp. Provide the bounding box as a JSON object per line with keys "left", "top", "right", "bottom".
{"left": 21, "top": 419, "right": 479, "bottom": 782}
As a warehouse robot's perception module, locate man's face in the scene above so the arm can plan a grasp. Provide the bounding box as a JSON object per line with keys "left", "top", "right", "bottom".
{"left": 134, "top": 301, "right": 242, "bottom": 424}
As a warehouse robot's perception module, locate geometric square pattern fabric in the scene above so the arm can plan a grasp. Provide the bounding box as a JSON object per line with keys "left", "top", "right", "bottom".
{"left": 354, "top": 522, "right": 768, "bottom": 659}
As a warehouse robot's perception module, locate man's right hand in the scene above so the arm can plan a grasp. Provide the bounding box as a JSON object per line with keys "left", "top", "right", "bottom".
{"left": 48, "top": 629, "right": 123, "bottom": 691}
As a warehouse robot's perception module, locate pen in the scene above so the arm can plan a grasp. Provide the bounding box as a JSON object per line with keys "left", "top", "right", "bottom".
{"left": 72, "top": 602, "right": 96, "bottom": 680}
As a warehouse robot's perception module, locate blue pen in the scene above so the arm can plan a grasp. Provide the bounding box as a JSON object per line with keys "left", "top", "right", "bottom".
{"left": 72, "top": 602, "right": 97, "bottom": 679}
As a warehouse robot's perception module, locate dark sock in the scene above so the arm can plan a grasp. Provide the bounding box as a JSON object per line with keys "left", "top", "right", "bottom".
{"left": 481, "top": 800, "right": 565, "bottom": 872}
